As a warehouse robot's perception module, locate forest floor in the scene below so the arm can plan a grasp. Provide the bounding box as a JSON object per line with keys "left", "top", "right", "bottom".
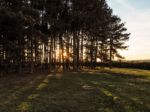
{"left": 0, "top": 68, "right": 150, "bottom": 112}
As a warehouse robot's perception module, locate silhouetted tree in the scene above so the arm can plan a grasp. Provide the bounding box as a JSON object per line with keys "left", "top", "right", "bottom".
{"left": 0, "top": 0, "right": 130, "bottom": 74}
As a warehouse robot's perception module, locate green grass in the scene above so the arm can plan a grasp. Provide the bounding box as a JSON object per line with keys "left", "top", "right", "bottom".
{"left": 0, "top": 68, "right": 150, "bottom": 112}
{"left": 99, "top": 68, "right": 150, "bottom": 77}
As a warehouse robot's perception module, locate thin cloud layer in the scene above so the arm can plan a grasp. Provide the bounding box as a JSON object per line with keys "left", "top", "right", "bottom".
{"left": 107, "top": 0, "right": 150, "bottom": 60}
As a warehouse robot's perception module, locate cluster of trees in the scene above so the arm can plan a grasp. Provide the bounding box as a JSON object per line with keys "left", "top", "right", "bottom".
{"left": 0, "top": 0, "right": 130, "bottom": 74}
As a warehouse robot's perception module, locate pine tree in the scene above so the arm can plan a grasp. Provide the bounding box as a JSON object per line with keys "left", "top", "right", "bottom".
{"left": 0, "top": 0, "right": 130, "bottom": 74}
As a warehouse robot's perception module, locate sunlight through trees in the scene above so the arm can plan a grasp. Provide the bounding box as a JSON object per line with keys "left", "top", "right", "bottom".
{"left": 0, "top": 0, "right": 130, "bottom": 73}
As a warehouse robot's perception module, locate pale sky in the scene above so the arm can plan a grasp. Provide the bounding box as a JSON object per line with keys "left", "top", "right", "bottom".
{"left": 107, "top": 0, "right": 150, "bottom": 60}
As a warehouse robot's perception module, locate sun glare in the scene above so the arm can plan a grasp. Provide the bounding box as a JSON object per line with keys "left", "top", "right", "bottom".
{"left": 63, "top": 52, "right": 67, "bottom": 57}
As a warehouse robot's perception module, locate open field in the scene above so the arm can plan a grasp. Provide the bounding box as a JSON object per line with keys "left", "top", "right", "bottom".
{"left": 0, "top": 68, "right": 150, "bottom": 112}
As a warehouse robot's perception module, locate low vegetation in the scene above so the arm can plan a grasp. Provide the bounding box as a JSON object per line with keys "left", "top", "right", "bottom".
{"left": 0, "top": 68, "right": 150, "bottom": 112}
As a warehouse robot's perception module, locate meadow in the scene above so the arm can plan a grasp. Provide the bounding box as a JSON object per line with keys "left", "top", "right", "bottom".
{"left": 0, "top": 68, "right": 150, "bottom": 112}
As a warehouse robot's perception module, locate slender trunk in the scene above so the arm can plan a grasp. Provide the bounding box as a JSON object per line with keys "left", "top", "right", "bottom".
{"left": 30, "top": 37, "right": 34, "bottom": 73}
{"left": 80, "top": 34, "right": 84, "bottom": 69}
{"left": 61, "top": 36, "right": 65, "bottom": 71}
{"left": 100, "top": 42, "right": 103, "bottom": 62}
{"left": 49, "top": 37, "right": 52, "bottom": 72}
{"left": 77, "top": 32, "right": 80, "bottom": 71}
{"left": 94, "top": 37, "right": 98, "bottom": 68}
{"left": 90, "top": 37, "right": 94, "bottom": 69}
{"left": 109, "top": 39, "right": 113, "bottom": 69}
{"left": 53, "top": 37, "right": 56, "bottom": 72}
{"left": 59, "top": 34, "right": 65, "bottom": 71}
{"left": 0, "top": 37, "right": 4, "bottom": 76}
{"left": 19, "top": 39, "right": 24, "bottom": 73}
{"left": 66, "top": 33, "right": 70, "bottom": 71}
{"left": 58, "top": 36, "right": 62, "bottom": 69}
{"left": 73, "top": 32, "right": 77, "bottom": 71}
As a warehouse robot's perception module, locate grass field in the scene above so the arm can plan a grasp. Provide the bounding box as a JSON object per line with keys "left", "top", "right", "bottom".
{"left": 0, "top": 68, "right": 150, "bottom": 112}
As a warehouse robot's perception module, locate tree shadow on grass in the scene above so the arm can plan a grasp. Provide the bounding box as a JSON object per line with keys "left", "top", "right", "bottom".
{"left": 0, "top": 72, "right": 150, "bottom": 112}
{"left": 82, "top": 72, "right": 150, "bottom": 112}
{"left": 0, "top": 73, "right": 49, "bottom": 112}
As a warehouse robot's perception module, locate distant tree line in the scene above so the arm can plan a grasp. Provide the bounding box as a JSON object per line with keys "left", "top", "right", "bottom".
{"left": 0, "top": 0, "right": 130, "bottom": 74}
{"left": 96, "top": 62, "right": 150, "bottom": 70}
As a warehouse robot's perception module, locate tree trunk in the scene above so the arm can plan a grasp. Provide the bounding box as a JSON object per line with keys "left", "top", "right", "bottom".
{"left": 109, "top": 39, "right": 113, "bottom": 69}
{"left": 30, "top": 38, "right": 34, "bottom": 73}
{"left": 66, "top": 33, "right": 70, "bottom": 71}
{"left": 49, "top": 37, "right": 52, "bottom": 73}
{"left": 80, "top": 33, "right": 84, "bottom": 69}
{"left": 76, "top": 32, "right": 80, "bottom": 71}
{"left": 73, "top": 32, "right": 78, "bottom": 71}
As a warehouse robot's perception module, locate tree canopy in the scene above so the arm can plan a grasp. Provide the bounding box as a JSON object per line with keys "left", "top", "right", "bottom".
{"left": 0, "top": 0, "right": 130, "bottom": 74}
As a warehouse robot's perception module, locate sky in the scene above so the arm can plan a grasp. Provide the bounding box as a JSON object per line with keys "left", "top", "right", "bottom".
{"left": 107, "top": 0, "right": 150, "bottom": 60}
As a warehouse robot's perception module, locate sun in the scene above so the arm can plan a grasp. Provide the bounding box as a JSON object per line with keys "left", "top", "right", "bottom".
{"left": 63, "top": 52, "right": 67, "bottom": 57}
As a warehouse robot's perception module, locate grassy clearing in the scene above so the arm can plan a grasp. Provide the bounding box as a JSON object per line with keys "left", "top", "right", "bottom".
{"left": 100, "top": 68, "right": 150, "bottom": 77}
{"left": 0, "top": 68, "right": 150, "bottom": 112}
